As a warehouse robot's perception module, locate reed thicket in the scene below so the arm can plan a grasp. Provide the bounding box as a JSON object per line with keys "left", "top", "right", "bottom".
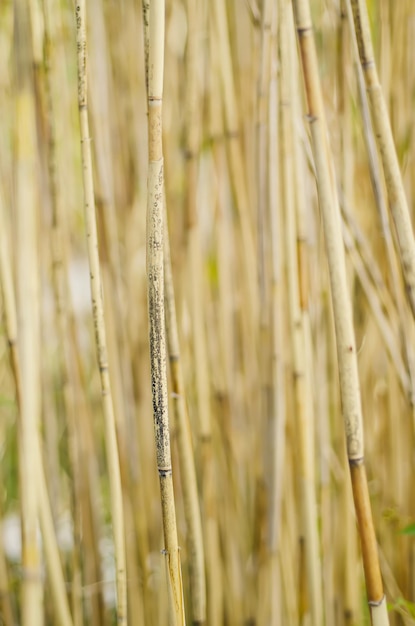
{"left": 1, "top": 0, "right": 415, "bottom": 624}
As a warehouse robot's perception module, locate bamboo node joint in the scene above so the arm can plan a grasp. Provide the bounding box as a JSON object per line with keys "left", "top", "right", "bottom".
{"left": 349, "top": 457, "right": 364, "bottom": 467}
{"left": 158, "top": 468, "right": 172, "bottom": 478}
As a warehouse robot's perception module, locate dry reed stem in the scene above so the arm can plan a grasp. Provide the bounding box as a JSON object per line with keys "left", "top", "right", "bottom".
{"left": 180, "top": 0, "right": 208, "bottom": 619}
{"left": 348, "top": 0, "right": 415, "bottom": 321}
{"left": 14, "top": 3, "right": 44, "bottom": 622}
{"left": 256, "top": 0, "right": 272, "bottom": 312}
{"left": 87, "top": 4, "right": 147, "bottom": 614}
{"left": 75, "top": 1, "right": 127, "bottom": 623}
{"left": 292, "top": 0, "right": 389, "bottom": 622}
{"left": 211, "top": 0, "right": 258, "bottom": 331}
{"left": 341, "top": 220, "right": 410, "bottom": 397}
{"left": 256, "top": 8, "right": 274, "bottom": 616}
{"left": 280, "top": 3, "right": 323, "bottom": 623}
{"left": 268, "top": 13, "right": 287, "bottom": 626}
{"left": 209, "top": 130, "right": 228, "bottom": 626}
{"left": 147, "top": 1, "right": 185, "bottom": 623}
{"left": 37, "top": 461, "right": 74, "bottom": 626}
{"left": 41, "top": 4, "right": 84, "bottom": 622}
{"left": 88, "top": 0, "right": 140, "bottom": 478}
{"left": 346, "top": 0, "right": 415, "bottom": 412}
{"left": 3, "top": 130, "right": 74, "bottom": 626}
{"left": 164, "top": 204, "right": 206, "bottom": 624}
{"left": 1, "top": 0, "right": 414, "bottom": 622}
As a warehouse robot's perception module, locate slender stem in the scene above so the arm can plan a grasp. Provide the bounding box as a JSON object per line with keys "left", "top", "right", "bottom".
{"left": 164, "top": 204, "right": 206, "bottom": 625}
{"left": 292, "top": 0, "right": 389, "bottom": 622}
{"left": 14, "top": 2, "right": 43, "bottom": 622}
{"left": 348, "top": 0, "right": 415, "bottom": 320}
{"left": 164, "top": 2, "right": 209, "bottom": 618}
{"left": 147, "top": 1, "right": 186, "bottom": 623}
{"left": 279, "top": 3, "right": 323, "bottom": 622}
{"left": 75, "top": 2, "right": 127, "bottom": 623}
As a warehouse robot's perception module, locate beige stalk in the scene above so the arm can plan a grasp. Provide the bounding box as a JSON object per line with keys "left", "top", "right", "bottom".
{"left": 292, "top": 0, "right": 389, "bottom": 623}
{"left": 348, "top": 0, "right": 415, "bottom": 320}
{"left": 75, "top": 1, "right": 127, "bottom": 623}
{"left": 161, "top": 2, "right": 208, "bottom": 620}
{"left": 268, "top": 13, "right": 287, "bottom": 626}
{"left": 14, "top": 2, "right": 43, "bottom": 622}
{"left": 164, "top": 204, "right": 206, "bottom": 625}
{"left": 279, "top": 3, "right": 323, "bottom": 623}
{"left": 146, "top": 0, "right": 185, "bottom": 623}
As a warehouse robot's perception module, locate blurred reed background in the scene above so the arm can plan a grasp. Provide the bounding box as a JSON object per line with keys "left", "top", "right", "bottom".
{"left": 1, "top": 0, "right": 415, "bottom": 624}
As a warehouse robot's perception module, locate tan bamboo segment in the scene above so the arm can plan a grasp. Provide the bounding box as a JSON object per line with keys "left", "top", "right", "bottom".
{"left": 146, "top": 1, "right": 185, "bottom": 623}
{"left": 160, "top": 7, "right": 210, "bottom": 617}
{"left": 1, "top": 166, "right": 74, "bottom": 626}
{"left": 256, "top": 0, "right": 272, "bottom": 312}
{"left": 256, "top": 12, "right": 274, "bottom": 617}
{"left": 41, "top": 3, "right": 86, "bottom": 621}
{"left": 12, "top": 5, "right": 85, "bottom": 622}
{"left": 345, "top": 0, "right": 415, "bottom": 411}
{"left": 341, "top": 220, "right": 410, "bottom": 398}
{"left": 178, "top": 0, "right": 208, "bottom": 620}
{"left": 41, "top": 37, "right": 105, "bottom": 617}
{"left": 207, "top": 41, "right": 248, "bottom": 624}
{"left": 289, "top": 14, "right": 332, "bottom": 626}
{"left": 74, "top": 2, "right": 127, "bottom": 623}
{"left": 14, "top": 2, "right": 43, "bottom": 622}
{"left": 279, "top": 3, "right": 323, "bottom": 623}
{"left": 347, "top": 6, "right": 401, "bottom": 303}
{"left": 164, "top": 204, "right": 206, "bottom": 625}
{"left": 37, "top": 462, "right": 74, "bottom": 626}
{"left": 207, "top": 79, "right": 228, "bottom": 626}
{"left": 87, "top": 4, "right": 149, "bottom": 616}
{"left": 348, "top": 0, "right": 415, "bottom": 320}
{"left": 280, "top": 456, "right": 300, "bottom": 625}
{"left": 292, "top": 0, "right": 389, "bottom": 623}
{"left": 268, "top": 15, "right": 286, "bottom": 626}
{"left": 88, "top": 0, "right": 140, "bottom": 476}
{"left": 211, "top": 0, "right": 258, "bottom": 334}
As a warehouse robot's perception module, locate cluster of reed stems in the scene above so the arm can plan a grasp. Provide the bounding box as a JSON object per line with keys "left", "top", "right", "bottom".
{"left": 1, "top": 0, "right": 415, "bottom": 624}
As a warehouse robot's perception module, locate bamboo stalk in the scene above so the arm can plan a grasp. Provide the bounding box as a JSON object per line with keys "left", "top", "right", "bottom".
{"left": 211, "top": 0, "right": 258, "bottom": 342}
{"left": 41, "top": 3, "right": 86, "bottom": 622}
{"left": 256, "top": 0, "right": 272, "bottom": 314}
{"left": 164, "top": 203, "right": 206, "bottom": 625}
{"left": 348, "top": 0, "right": 415, "bottom": 321}
{"left": 341, "top": 219, "right": 410, "bottom": 398}
{"left": 74, "top": 2, "right": 127, "bottom": 623}
{"left": 87, "top": 3, "right": 150, "bottom": 617}
{"left": 208, "top": 84, "right": 228, "bottom": 626}
{"left": 14, "top": 2, "right": 43, "bottom": 622}
{"left": 255, "top": 6, "right": 274, "bottom": 618}
{"left": 268, "top": 10, "right": 287, "bottom": 626}
{"left": 279, "top": 4, "right": 323, "bottom": 623}
{"left": 291, "top": 0, "right": 389, "bottom": 623}
{"left": 345, "top": 0, "right": 415, "bottom": 412}
{"left": 178, "top": 0, "right": 208, "bottom": 620}
{"left": 146, "top": 1, "right": 185, "bottom": 623}
{"left": 11, "top": 6, "right": 84, "bottom": 624}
